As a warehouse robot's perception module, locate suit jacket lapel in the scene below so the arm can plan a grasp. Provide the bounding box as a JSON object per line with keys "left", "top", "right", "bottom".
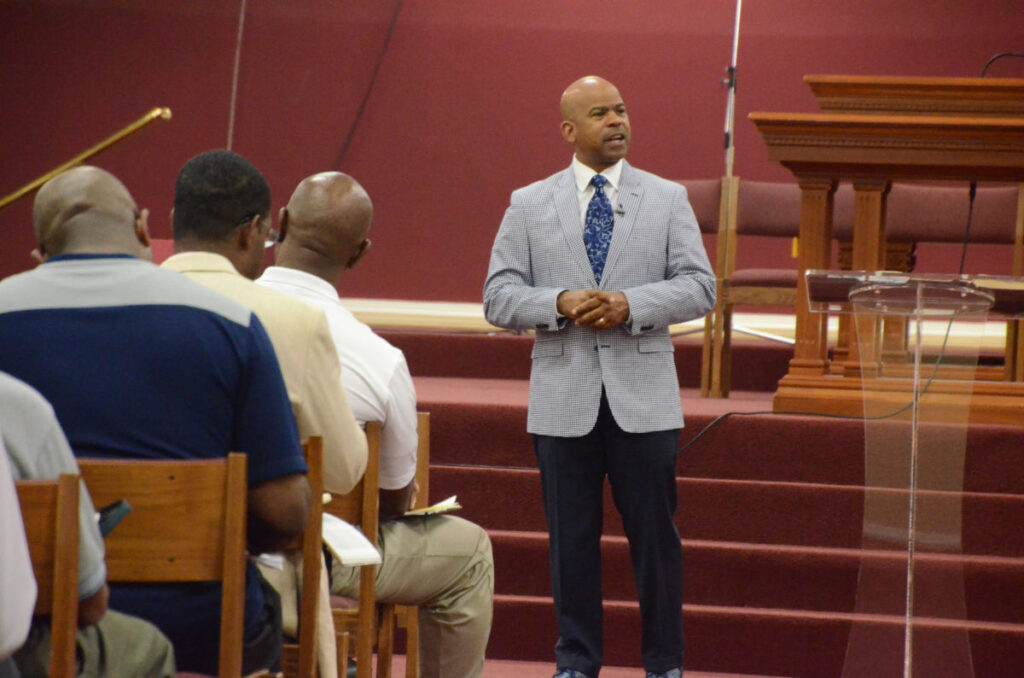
{"left": 601, "top": 161, "right": 643, "bottom": 285}
{"left": 554, "top": 167, "right": 597, "bottom": 285}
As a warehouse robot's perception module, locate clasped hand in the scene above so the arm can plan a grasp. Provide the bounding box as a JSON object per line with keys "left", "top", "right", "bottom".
{"left": 557, "top": 289, "right": 629, "bottom": 330}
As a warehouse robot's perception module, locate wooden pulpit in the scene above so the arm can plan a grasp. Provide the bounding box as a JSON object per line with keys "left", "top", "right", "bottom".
{"left": 749, "top": 75, "right": 1024, "bottom": 424}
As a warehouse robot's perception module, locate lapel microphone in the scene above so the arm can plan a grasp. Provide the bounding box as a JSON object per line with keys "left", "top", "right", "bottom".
{"left": 614, "top": 204, "right": 625, "bottom": 216}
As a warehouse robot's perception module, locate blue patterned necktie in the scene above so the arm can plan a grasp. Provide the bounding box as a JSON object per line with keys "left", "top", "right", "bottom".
{"left": 583, "top": 174, "right": 614, "bottom": 282}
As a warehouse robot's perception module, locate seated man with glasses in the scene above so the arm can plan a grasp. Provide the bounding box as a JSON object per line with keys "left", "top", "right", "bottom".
{"left": 161, "top": 149, "right": 368, "bottom": 677}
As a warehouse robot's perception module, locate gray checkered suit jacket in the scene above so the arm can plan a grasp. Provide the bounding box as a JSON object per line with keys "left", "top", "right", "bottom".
{"left": 483, "top": 161, "right": 716, "bottom": 437}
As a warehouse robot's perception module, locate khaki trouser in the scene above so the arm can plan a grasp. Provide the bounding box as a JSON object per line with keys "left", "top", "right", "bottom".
{"left": 331, "top": 514, "right": 494, "bottom": 678}
{"left": 14, "top": 610, "right": 175, "bottom": 678}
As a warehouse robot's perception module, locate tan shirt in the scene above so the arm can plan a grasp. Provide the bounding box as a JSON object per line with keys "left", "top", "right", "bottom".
{"left": 162, "top": 252, "right": 367, "bottom": 494}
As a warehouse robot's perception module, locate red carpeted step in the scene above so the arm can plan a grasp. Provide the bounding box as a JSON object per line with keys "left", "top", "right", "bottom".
{"left": 399, "top": 333, "right": 1024, "bottom": 674}
{"left": 489, "top": 595, "right": 1024, "bottom": 677}
{"left": 435, "top": 465, "right": 1024, "bottom": 556}
{"left": 489, "top": 530, "right": 1024, "bottom": 624}
{"left": 388, "top": 653, "right": 793, "bottom": 677}
{"left": 384, "top": 330, "right": 791, "bottom": 392}
{"left": 414, "top": 376, "right": 1024, "bottom": 495}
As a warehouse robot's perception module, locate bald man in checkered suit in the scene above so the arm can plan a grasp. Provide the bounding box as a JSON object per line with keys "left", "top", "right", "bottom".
{"left": 483, "top": 76, "right": 716, "bottom": 678}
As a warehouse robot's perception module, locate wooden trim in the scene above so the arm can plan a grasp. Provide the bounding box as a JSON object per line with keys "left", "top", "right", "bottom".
{"left": 16, "top": 475, "right": 79, "bottom": 678}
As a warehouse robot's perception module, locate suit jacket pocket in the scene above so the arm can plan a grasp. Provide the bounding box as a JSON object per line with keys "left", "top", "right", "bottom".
{"left": 637, "top": 336, "right": 674, "bottom": 354}
{"left": 531, "top": 340, "right": 564, "bottom": 358}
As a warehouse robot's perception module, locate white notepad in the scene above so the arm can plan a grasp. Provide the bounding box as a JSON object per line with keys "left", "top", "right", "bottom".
{"left": 321, "top": 512, "right": 382, "bottom": 566}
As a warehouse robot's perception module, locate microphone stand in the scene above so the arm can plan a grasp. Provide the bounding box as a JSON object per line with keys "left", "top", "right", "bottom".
{"left": 706, "top": 0, "right": 757, "bottom": 397}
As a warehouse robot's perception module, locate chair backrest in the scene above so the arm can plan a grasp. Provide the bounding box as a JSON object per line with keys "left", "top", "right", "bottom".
{"left": 831, "top": 182, "right": 1020, "bottom": 242}
{"left": 325, "top": 422, "right": 382, "bottom": 678}
{"left": 324, "top": 422, "right": 381, "bottom": 535}
{"left": 291, "top": 437, "right": 323, "bottom": 678}
{"left": 77, "top": 454, "right": 248, "bottom": 678}
{"left": 15, "top": 474, "right": 79, "bottom": 678}
{"left": 676, "top": 179, "right": 722, "bottom": 235}
{"left": 886, "top": 183, "right": 1019, "bottom": 244}
{"left": 735, "top": 179, "right": 803, "bottom": 239}
{"left": 412, "top": 412, "right": 430, "bottom": 510}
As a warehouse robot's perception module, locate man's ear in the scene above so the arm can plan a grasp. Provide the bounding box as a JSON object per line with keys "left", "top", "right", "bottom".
{"left": 135, "top": 208, "right": 154, "bottom": 262}
{"left": 560, "top": 120, "right": 576, "bottom": 144}
{"left": 346, "top": 238, "right": 371, "bottom": 270}
{"left": 135, "top": 208, "right": 152, "bottom": 248}
{"left": 236, "top": 214, "right": 261, "bottom": 251}
{"left": 278, "top": 207, "right": 289, "bottom": 243}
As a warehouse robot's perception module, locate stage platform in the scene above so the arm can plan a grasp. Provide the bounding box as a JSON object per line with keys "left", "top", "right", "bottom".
{"left": 362, "top": 312, "right": 1024, "bottom": 677}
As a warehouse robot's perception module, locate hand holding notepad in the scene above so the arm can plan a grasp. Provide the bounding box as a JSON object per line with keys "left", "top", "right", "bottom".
{"left": 402, "top": 494, "right": 461, "bottom": 518}
{"left": 319, "top": 493, "right": 462, "bottom": 566}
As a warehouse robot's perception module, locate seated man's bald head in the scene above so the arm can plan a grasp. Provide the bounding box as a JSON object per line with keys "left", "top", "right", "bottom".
{"left": 31, "top": 166, "right": 150, "bottom": 260}
{"left": 280, "top": 171, "right": 373, "bottom": 269}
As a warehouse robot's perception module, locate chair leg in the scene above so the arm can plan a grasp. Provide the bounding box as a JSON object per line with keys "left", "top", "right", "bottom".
{"left": 403, "top": 607, "right": 419, "bottom": 678}
{"left": 700, "top": 313, "right": 714, "bottom": 397}
{"left": 720, "top": 305, "right": 733, "bottom": 396}
{"left": 376, "top": 604, "right": 396, "bottom": 677}
{"left": 710, "top": 300, "right": 730, "bottom": 398}
{"left": 337, "top": 631, "right": 351, "bottom": 678}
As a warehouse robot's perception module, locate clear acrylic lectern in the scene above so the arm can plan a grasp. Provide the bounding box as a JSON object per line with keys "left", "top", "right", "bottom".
{"left": 805, "top": 270, "right": 1024, "bottom": 678}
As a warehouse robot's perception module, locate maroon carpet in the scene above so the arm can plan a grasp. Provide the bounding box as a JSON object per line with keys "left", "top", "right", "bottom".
{"left": 388, "top": 330, "right": 1024, "bottom": 677}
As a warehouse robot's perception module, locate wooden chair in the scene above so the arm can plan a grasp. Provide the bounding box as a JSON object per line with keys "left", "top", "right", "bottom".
{"left": 15, "top": 474, "right": 79, "bottom": 678}
{"left": 707, "top": 179, "right": 1023, "bottom": 395}
{"left": 77, "top": 453, "right": 248, "bottom": 678}
{"left": 328, "top": 422, "right": 389, "bottom": 678}
{"left": 705, "top": 178, "right": 804, "bottom": 397}
{"left": 330, "top": 412, "right": 431, "bottom": 678}
{"left": 674, "top": 179, "right": 726, "bottom": 397}
{"left": 281, "top": 436, "right": 324, "bottom": 678}
{"left": 393, "top": 411, "right": 430, "bottom": 678}
{"left": 832, "top": 182, "right": 1024, "bottom": 376}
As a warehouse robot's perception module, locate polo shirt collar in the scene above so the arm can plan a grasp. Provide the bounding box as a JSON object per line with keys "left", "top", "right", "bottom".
{"left": 161, "top": 251, "right": 240, "bottom": 275}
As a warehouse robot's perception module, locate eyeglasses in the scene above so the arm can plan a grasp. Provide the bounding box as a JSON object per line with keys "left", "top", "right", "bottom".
{"left": 263, "top": 221, "right": 280, "bottom": 249}
{"left": 236, "top": 214, "right": 279, "bottom": 248}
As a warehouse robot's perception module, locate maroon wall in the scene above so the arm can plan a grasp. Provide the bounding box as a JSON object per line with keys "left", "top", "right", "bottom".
{"left": 2, "top": 1, "right": 1022, "bottom": 301}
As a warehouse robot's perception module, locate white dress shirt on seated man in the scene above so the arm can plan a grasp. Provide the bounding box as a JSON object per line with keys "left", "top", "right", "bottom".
{"left": 258, "top": 266, "right": 417, "bottom": 490}
{"left": 258, "top": 264, "right": 494, "bottom": 678}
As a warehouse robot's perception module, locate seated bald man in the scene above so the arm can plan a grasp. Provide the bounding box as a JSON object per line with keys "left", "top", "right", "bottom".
{"left": 0, "top": 165, "right": 311, "bottom": 676}
{"left": 258, "top": 172, "right": 494, "bottom": 678}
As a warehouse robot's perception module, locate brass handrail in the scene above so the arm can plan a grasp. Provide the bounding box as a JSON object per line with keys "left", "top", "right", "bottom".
{"left": 0, "top": 107, "right": 172, "bottom": 212}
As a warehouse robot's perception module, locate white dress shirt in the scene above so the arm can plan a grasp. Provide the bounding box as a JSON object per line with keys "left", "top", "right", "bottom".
{"left": 258, "top": 267, "right": 417, "bottom": 490}
{"left": 572, "top": 155, "right": 624, "bottom": 227}
{"left": 561, "top": 156, "right": 630, "bottom": 323}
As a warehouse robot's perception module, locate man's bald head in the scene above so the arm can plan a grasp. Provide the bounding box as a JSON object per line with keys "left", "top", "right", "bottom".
{"left": 560, "top": 76, "right": 620, "bottom": 122}
{"left": 559, "top": 76, "right": 630, "bottom": 171}
{"left": 276, "top": 172, "right": 373, "bottom": 282}
{"left": 32, "top": 166, "right": 150, "bottom": 260}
